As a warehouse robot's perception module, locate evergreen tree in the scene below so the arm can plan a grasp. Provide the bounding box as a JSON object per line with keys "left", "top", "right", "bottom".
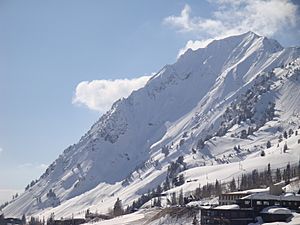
{"left": 156, "top": 197, "right": 162, "bottom": 207}
{"left": 22, "top": 214, "right": 26, "bottom": 225}
{"left": 192, "top": 148, "right": 197, "bottom": 154}
{"left": 46, "top": 189, "right": 56, "bottom": 198}
{"left": 283, "top": 131, "right": 288, "bottom": 139}
{"left": 202, "top": 185, "right": 208, "bottom": 198}
{"left": 196, "top": 139, "right": 204, "bottom": 149}
{"left": 215, "top": 180, "right": 222, "bottom": 196}
{"left": 207, "top": 184, "right": 214, "bottom": 197}
{"left": 30, "top": 217, "right": 36, "bottom": 225}
{"left": 266, "top": 141, "right": 271, "bottom": 149}
{"left": 240, "top": 129, "right": 247, "bottom": 139}
{"left": 151, "top": 189, "right": 156, "bottom": 198}
{"left": 192, "top": 215, "right": 199, "bottom": 225}
{"left": 276, "top": 168, "right": 281, "bottom": 183}
{"left": 258, "top": 172, "right": 264, "bottom": 186}
{"left": 195, "top": 186, "right": 202, "bottom": 200}
{"left": 285, "top": 163, "right": 291, "bottom": 184}
{"left": 163, "top": 177, "right": 171, "bottom": 191}
{"left": 177, "top": 156, "right": 184, "bottom": 165}
{"left": 266, "top": 163, "right": 273, "bottom": 185}
{"left": 162, "top": 146, "right": 169, "bottom": 157}
{"left": 252, "top": 169, "right": 259, "bottom": 188}
{"left": 178, "top": 189, "right": 184, "bottom": 206}
{"left": 152, "top": 198, "right": 157, "bottom": 207}
{"left": 171, "top": 192, "right": 177, "bottom": 206}
{"left": 172, "top": 177, "right": 178, "bottom": 187}
{"left": 283, "top": 142, "right": 288, "bottom": 152}
{"left": 113, "top": 198, "right": 124, "bottom": 217}
{"left": 85, "top": 209, "right": 90, "bottom": 219}
{"left": 125, "top": 205, "right": 131, "bottom": 214}
{"left": 234, "top": 145, "right": 240, "bottom": 152}
{"left": 298, "top": 160, "right": 300, "bottom": 178}
{"left": 30, "top": 180, "right": 35, "bottom": 187}
{"left": 240, "top": 174, "right": 247, "bottom": 190}
{"left": 229, "top": 177, "right": 236, "bottom": 192}
{"left": 47, "top": 213, "right": 55, "bottom": 225}
{"left": 182, "top": 132, "right": 188, "bottom": 138}
{"left": 0, "top": 214, "right": 5, "bottom": 225}
{"left": 179, "top": 139, "right": 185, "bottom": 147}
{"left": 0, "top": 214, "right": 4, "bottom": 222}
{"left": 156, "top": 184, "right": 162, "bottom": 195}
{"left": 146, "top": 189, "right": 152, "bottom": 198}
{"left": 247, "top": 127, "right": 253, "bottom": 135}
{"left": 131, "top": 201, "right": 137, "bottom": 211}
{"left": 178, "top": 174, "right": 185, "bottom": 186}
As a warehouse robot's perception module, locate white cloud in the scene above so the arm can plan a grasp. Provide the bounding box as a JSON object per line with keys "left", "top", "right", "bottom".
{"left": 38, "top": 163, "right": 48, "bottom": 170}
{"left": 163, "top": 4, "right": 194, "bottom": 32}
{"left": 72, "top": 76, "right": 151, "bottom": 112}
{"left": 177, "top": 39, "right": 214, "bottom": 58}
{"left": 164, "top": 0, "right": 299, "bottom": 56}
{"left": 0, "top": 147, "right": 2, "bottom": 154}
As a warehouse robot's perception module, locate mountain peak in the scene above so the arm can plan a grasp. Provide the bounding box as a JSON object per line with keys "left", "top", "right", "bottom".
{"left": 178, "top": 31, "right": 283, "bottom": 68}
{"left": 4, "top": 32, "right": 299, "bottom": 218}
{"left": 225, "top": 31, "right": 283, "bottom": 51}
{"left": 182, "top": 31, "right": 282, "bottom": 56}
{"left": 241, "top": 30, "right": 259, "bottom": 38}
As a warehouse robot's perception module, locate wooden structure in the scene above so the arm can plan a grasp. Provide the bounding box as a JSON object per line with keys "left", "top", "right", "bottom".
{"left": 54, "top": 218, "right": 85, "bottom": 225}
{"left": 201, "top": 208, "right": 254, "bottom": 225}
{"left": 219, "top": 189, "right": 268, "bottom": 205}
{"left": 236, "top": 193, "right": 300, "bottom": 212}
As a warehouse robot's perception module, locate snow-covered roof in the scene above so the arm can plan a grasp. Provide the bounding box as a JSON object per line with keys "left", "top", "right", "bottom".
{"left": 261, "top": 206, "right": 292, "bottom": 215}
{"left": 241, "top": 193, "right": 300, "bottom": 201}
{"left": 284, "top": 193, "right": 295, "bottom": 197}
{"left": 226, "top": 188, "right": 268, "bottom": 195}
{"left": 215, "top": 204, "right": 240, "bottom": 210}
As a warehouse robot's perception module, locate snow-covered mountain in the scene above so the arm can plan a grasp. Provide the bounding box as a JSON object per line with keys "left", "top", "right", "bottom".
{"left": 3, "top": 31, "right": 300, "bottom": 218}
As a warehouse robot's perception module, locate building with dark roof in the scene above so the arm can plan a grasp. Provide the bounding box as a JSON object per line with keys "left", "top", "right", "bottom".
{"left": 3, "top": 218, "right": 22, "bottom": 225}
{"left": 236, "top": 193, "right": 300, "bottom": 212}
{"left": 200, "top": 207, "right": 255, "bottom": 225}
{"left": 53, "top": 218, "right": 85, "bottom": 225}
{"left": 260, "top": 206, "right": 293, "bottom": 223}
{"left": 219, "top": 189, "right": 268, "bottom": 205}
{"left": 201, "top": 190, "right": 300, "bottom": 224}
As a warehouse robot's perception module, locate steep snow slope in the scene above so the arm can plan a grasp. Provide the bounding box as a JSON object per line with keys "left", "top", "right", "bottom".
{"left": 3, "top": 32, "right": 300, "bottom": 218}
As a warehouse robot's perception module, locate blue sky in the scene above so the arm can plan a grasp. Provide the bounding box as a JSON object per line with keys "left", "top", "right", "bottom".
{"left": 0, "top": 0, "right": 299, "bottom": 204}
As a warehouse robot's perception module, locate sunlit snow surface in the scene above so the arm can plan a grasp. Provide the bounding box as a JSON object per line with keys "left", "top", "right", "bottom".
{"left": 3, "top": 32, "right": 300, "bottom": 220}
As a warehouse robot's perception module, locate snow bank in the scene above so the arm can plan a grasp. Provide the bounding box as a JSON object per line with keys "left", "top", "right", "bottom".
{"left": 215, "top": 204, "right": 240, "bottom": 210}
{"left": 261, "top": 206, "right": 292, "bottom": 215}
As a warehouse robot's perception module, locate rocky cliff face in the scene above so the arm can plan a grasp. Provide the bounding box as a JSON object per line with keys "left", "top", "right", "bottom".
{"left": 3, "top": 31, "right": 300, "bottom": 218}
